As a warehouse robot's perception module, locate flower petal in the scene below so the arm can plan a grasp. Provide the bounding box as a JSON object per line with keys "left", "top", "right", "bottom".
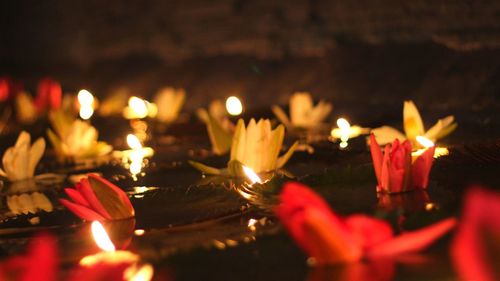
{"left": 411, "top": 146, "right": 435, "bottom": 189}
{"left": 371, "top": 126, "right": 406, "bottom": 146}
{"left": 366, "top": 217, "right": 456, "bottom": 259}
{"left": 59, "top": 199, "right": 106, "bottom": 221}
{"left": 369, "top": 134, "right": 383, "bottom": 184}
{"left": 403, "top": 100, "right": 425, "bottom": 141}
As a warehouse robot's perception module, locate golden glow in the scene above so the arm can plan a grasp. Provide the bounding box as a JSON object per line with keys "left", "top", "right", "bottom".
{"left": 129, "top": 97, "right": 149, "bottom": 119}
{"left": 91, "top": 221, "right": 115, "bottom": 252}
{"left": 330, "top": 118, "right": 369, "bottom": 149}
{"left": 413, "top": 135, "right": 449, "bottom": 159}
{"left": 125, "top": 264, "right": 154, "bottom": 281}
{"left": 134, "top": 229, "right": 145, "bottom": 236}
{"left": 416, "top": 136, "right": 435, "bottom": 148}
{"left": 242, "top": 165, "right": 262, "bottom": 184}
{"left": 78, "top": 89, "right": 95, "bottom": 120}
{"left": 248, "top": 218, "right": 257, "bottom": 231}
{"left": 226, "top": 96, "right": 243, "bottom": 116}
{"left": 127, "top": 134, "right": 143, "bottom": 150}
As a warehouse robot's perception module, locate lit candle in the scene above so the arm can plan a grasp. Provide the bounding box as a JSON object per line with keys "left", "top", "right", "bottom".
{"left": 112, "top": 134, "right": 154, "bottom": 179}
{"left": 412, "top": 136, "right": 449, "bottom": 159}
{"left": 123, "top": 96, "right": 158, "bottom": 119}
{"left": 242, "top": 165, "right": 262, "bottom": 185}
{"left": 330, "top": 118, "right": 369, "bottom": 148}
{"left": 78, "top": 221, "right": 154, "bottom": 281}
{"left": 77, "top": 89, "right": 96, "bottom": 120}
{"left": 226, "top": 96, "right": 243, "bottom": 116}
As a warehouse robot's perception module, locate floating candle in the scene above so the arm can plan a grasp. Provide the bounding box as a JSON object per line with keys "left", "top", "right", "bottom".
{"left": 412, "top": 136, "right": 449, "bottom": 158}
{"left": 330, "top": 118, "right": 369, "bottom": 148}
{"left": 226, "top": 96, "right": 243, "bottom": 116}
{"left": 123, "top": 96, "right": 157, "bottom": 119}
{"left": 77, "top": 89, "right": 95, "bottom": 120}
{"left": 77, "top": 221, "right": 154, "bottom": 281}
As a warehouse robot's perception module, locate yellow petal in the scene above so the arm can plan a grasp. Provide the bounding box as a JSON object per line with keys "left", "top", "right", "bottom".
{"left": 403, "top": 100, "right": 425, "bottom": 141}
{"left": 371, "top": 126, "right": 406, "bottom": 146}
{"left": 271, "top": 105, "right": 291, "bottom": 128}
{"left": 277, "top": 141, "right": 298, "bottom": 169}
{"left": 28, "top": 138, "right": 45, "bottom": 177}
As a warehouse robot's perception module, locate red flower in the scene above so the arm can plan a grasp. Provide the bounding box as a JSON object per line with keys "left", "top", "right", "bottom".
{"left": 0, "top": 233, "right": 58, "bottom": 281}
{"left": 60, "top": 174, "right": 135, "bottom": 221}
{"left": 275, "top": 182, "right": 456, "bottom": 265}
{"left": 451, "top": 187, "right": 500, "bottom": 281}
{"left": 0, "top": 77, "right": 23, "bottom": 102}
{"left": 369, "top": 133, "right": 435, "bottom": 193}
{"left": 36, "top": 78, "right": 62, "bottom": 111}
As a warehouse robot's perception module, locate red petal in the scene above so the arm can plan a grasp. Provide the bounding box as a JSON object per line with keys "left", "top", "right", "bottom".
{"left": 451, "top": 187, "right": 500, "bottom": 281}
{"left": 59, "top": 199, "right": 106, "bottom": 221}
{"left": 411, "top": 146, "right": 435, "bottom": 189}
{"left": 366, "top": 217, "right": 456, "bottom": 259}
{"left": 379, "top": 145, "right": 391, "bottom": 192}
{"left": 76, "top": 178, "right": 111, "bottom": 220}
{"left": 369, "top": 134, "right": 383, "bottom": 185}
{"left": 36, "top": 78, "right": 61, "bottom": 111}
{"left": 64, "top": 188, "right": 91, "bottom": 208}
{"left": 88, "top": 174, "right": 134, "bottom": 215}
{"left": 345, "top": 215, "right": 393, "bottom": 250}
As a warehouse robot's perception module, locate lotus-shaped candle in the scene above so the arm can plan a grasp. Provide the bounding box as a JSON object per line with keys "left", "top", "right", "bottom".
{"left": 15, "top": 91, "right": 38, "bottom": 124}
{"left": 47, "top": 110, "right": 112, "bottom": 161}
{"left": 153, "top": 87, "right": 185, "bottom": 123}
{"left": 190, "top": 118, "right": 298, "bottom": 176}
{"left": 272, "top": 92, "right": 332, "bottom": 129}
{"left": 35, "top": 78, "right": 62, "bottom": 112}
{"left": 0, "top": 77, "right": 22, "bottom": 102}
{"left": 369, "top": 134, "right": 435, "bottom": 193}
{"left": 371, "top": 100, "right": 456, "bottom": 147}
{"left": 60, "top": 174, "right": 135, "bottom": 221}
{"left": 0, "top": 131, "right": 45, "bottom": 182}
{"left": 275, "top": 182, "right": 456, "bottom": 265}
{"left": 197, "top": 100, "right": 234, "bottom": 155}
{"left": 452, "top": 187, "right": 500, "bottom": 281}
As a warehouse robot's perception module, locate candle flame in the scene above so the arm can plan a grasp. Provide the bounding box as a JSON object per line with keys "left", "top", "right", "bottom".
{"left": 91, "top": 221, "right": 115, "bottom": 252}
{"left": 125, "top": 264, "right": 154, "bottom": 281}
{"left": 128, "top": 97, "right": 149, "bottom": 119}
{"left": 416, "top": 136, "right": 435, "bottom": 148}
{"left": 78, "top": 89, "right": 95, "bottom": 120}
{"left": 226, "top": 96, "right": 243, "bottom": 116}
{"left": 337, "top": 118, "right": 350, "bottom": 131}
{"left": 242, "top": 165, "right": 262, "bottom": 184}
{"left": 127, "top": 134, "right": 143, "bottom": 150}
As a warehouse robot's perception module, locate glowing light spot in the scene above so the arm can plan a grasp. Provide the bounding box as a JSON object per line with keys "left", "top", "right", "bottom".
{"left": 91, "top": 221, "right": 115, "bottom": 252}
{"left": 416, "top": 136, "right": 435, "bottom": 148}
{"left": 78, "top": 89, "right": 95, "bottom": 120}
{"left": 127, "top": 134, "right": 143, "bottom": 150}
{"left": 242, "top": 165, "right": 262, "bottom": 184}
{"left": 134, "top": 229, "right": 145, "bottom": 236}
{"left": 129, "top": 97, "right": 149, "bottom": 119}
{"left": 226, "top": 96, "right": 243, "bottom": 116}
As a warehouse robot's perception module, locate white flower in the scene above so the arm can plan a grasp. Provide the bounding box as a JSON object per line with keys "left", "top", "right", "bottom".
{"left": 371, "top": 100, "right": 457, "bottom": 147}
{"left": 47, "top": 111, "right": 112, "bottom": 161}
{"left": 0, "top": 131, "right": 45, "bottom": 181}
{"left": 154, "top": 87, "right": 185, "bottom": 123}
{"left": 190, "top": 118, "right": 298, "bottom": 176}
{"left": 272, "top": 92, "right": 332, "bottom": 128}
{"left": 196, "top": 100, "right": 234, "bottom": 155}
{"left": 7, "top": 191, "right": 53, "bottom": 215}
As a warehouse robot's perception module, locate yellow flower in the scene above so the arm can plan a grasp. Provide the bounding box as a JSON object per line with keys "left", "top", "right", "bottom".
{"left": 272, "top": 92, "right": 332, "bottom": 129}
{"left": 190, "top": 118, "right": 298, "bottom": 176}
{"left": 0, "top": 131, "right": 45, "bottom": 181}
{"left": 371, "top": 101, "right": 457, "bottom": 147}
{"left": 47, "top": 110, "right": 112, "bottom": 161}
{"left": 196, "top": 100, "right": 234, "bottom": 155}
{"left": 154, "top": 87, "right": 185, "bottom": 123}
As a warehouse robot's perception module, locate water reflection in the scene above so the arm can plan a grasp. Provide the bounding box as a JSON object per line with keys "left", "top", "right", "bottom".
{"left": 306, "top": 260, "right": 395, "bottom": 281}
{"left": 377, "top": 190, "right": 435, "bottom": 213}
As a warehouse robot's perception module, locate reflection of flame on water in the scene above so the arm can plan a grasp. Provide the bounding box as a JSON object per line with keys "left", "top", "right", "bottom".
{"left": 78, "top": 89, "right": 95, "bottom": 120}
{"left": 226, "top": 96, "right": 243, "bottom": 116}
{"left": 413, "top": 136, "right": 449, "bottom": 158}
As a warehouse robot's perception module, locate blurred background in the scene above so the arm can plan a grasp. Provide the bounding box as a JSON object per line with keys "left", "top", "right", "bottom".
{"left": 1, "top": 0, "right": 499, "bottom": 113}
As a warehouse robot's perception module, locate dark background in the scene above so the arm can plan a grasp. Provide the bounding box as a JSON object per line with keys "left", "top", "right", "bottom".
{"left": 1, "top": 0, "right": 499, "bottom": 112}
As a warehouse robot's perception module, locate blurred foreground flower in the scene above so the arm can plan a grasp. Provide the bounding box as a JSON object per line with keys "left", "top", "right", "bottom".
{"left": 272, "top": 92, "right": 332, "bottom": 129}
{"left": 371, "top": 100, "right": 456, "bottom": 147}
{"left": 190, "top": 119, "right": 297, "bottom": 176}
{"left": 196, "top": 100, "right": 234, "bottom": 155}
{"left": 36, "top": 78, "right": 62, "bottom": 112}
{"left": 47, "top": 110, "right": 112, "bottom": 161}
{"left": 275, "top": 182, "right": 456, "bottom": 265}
{"left": 154, "top": 87, "right": 185, "bottom": 123}
{"left": 0, "top": 233, "right": 58, "bottom": 281}
{"left": 60, "top": 174, "right": 134, "bottom": 221}
{"left": 0, "top": 77, "right": 22, "bottom": 102}
{"left": 452, "top": 187, "right": 500, "bottom": 281}
{"left": 369, "top": 134, "right": 435, "bottom": 193}
{"left": 0, "top": 131, "right": 45, "bottom": 182}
